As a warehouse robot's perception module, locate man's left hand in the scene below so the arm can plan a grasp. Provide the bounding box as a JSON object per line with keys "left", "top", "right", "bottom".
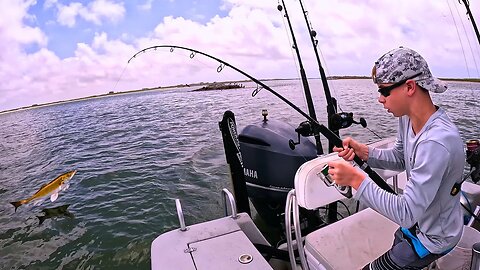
{"left": 327, "top": 160, "right": 365, "bottom": 190}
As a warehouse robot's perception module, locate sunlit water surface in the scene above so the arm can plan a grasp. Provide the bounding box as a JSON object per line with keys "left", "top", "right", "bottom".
{"left": 0, "top": 79, "right": 478, "bottom": 269}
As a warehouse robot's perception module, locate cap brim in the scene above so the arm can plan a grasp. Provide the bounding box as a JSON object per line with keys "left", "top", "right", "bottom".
{"left": 417, "top": 77, "right": 448, "bottom": 93}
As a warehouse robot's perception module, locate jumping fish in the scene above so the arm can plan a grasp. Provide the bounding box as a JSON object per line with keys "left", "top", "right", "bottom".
{"left": 37, "top": 204, "right": 74, "bottom": 225}
{"left": 10, "top": 170, "right": 77, "bottom": 212}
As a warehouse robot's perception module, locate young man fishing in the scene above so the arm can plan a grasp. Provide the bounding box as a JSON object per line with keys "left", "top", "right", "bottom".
{"left": 327, "top": 47, "right": 465, "bottom": 269}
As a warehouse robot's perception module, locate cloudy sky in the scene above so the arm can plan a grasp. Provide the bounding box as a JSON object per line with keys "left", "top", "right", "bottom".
{"left": 0, "top": 0, "right": 479, "bottom": 111}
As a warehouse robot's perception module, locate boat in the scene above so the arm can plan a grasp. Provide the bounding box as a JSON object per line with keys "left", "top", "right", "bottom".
{"left": 151, "top": 140, "right": 480, "bottom": 269}
{"left": 147, "top": 1, "right": 480, "bottom": 269}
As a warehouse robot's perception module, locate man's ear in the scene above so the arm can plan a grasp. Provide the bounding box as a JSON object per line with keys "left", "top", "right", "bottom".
{"left": 405, "top": 80, "right": 416, "bottom": 97}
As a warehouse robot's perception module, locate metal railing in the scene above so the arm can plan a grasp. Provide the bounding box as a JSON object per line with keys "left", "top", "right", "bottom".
{"left": 222, "top": 188, "right": 238, "bottom": 219}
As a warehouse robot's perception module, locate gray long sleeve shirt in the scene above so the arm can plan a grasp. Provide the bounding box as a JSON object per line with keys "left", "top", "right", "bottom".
{"left": 353, "top": 107, "right": 464, "bottom": 254}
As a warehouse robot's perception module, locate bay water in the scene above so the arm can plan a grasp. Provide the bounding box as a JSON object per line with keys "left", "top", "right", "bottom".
{"left": 0, "top": 79, "right": 478, "bottom": 269}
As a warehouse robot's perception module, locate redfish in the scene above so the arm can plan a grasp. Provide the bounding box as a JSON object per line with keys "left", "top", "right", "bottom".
{"left": 10, "top": 170, "right": 77, "bottom": 212}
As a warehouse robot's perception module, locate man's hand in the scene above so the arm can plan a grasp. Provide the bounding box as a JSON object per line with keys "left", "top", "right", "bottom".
{"left": 327, "top": 160, "right": 365, "bottom": 190}
{"left": 333, "top": 137, "right": 369, "bottom": 161}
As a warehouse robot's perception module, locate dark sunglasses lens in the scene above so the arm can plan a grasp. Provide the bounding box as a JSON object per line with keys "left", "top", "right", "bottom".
{"left": 378, "top": 86, "right": 391, "bottom": 97}
{"left": 377, "top": 73, "right": 420, "bottom": 97}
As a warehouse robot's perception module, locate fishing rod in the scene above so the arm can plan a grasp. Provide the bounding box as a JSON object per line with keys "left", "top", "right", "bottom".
{"left": 277, "top": 0, "right": 323, "bottom": 155}
{"left": 128, "top": 45, "right": 396, "bottom": 195}
{"left": 278, "top": 0, "right": 343, "bottom": 222}
{"left": 281, "top": 0, "right": 371, "bottom": 220}
{"left": 296, "top": 0, "right": 338, "bottom": 148}
{"left": 460, "top": 0, "right": 480, "bottom": 47}
{"left": 279, "top": 1, "right": 369, "bottom": 154}
{"left": 295, "top": 0, "right": 373, "bottom": 145}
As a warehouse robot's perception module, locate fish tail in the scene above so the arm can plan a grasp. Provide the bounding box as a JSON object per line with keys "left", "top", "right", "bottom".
{"left": 37, "top": 215, "right": 46, "bottom": 225}
{"left": 10, "top": 200, "right": 27, "bottom": 212}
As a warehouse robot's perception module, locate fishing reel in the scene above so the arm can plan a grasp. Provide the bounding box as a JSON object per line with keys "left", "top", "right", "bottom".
{"left": 289, "top": 121, "right": 314, "bottom": 150}
{"left": 330, "top": 112, "right": 367, "bottom": 131}
{"left": 451, "top": 139, "right": 480, "bottom": 196}
{"left": 288, "top": 112, "right": 367, "bottom": 150}
{"left": 466, "top": 139, "right": 480, "bottom": 183}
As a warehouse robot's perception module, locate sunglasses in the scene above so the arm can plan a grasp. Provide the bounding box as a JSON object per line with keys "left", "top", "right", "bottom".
{"left": 377, "top": 72, "right": 422, "bottom": 97}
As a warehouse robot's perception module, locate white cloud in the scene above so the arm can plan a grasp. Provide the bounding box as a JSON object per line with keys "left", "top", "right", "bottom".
{"left": 138, "top": 0, "right": 154, "bottom": 11}
{"left": 81, "top": 0, "right": 125, "bottom": 25}
{"left": 0, "top": 0, "right": 47, "bottom": 74}
{"left": 57, "top": 2, "right": 83, "bottom": 27}
{"left": 0, "top": 0, "right": 47, "bottom": 48}
{"left": 0, "top": 0, "right": 479, "bottom": 111}
{"left": 44, "top": 0, "right": 58, "bottom": 9}
{"left": 56, "top": 0, "right": 125, "bottom": 27}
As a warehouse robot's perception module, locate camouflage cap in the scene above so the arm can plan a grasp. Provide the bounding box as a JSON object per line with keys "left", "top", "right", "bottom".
{"left": 372, "top": 47, "right": 447, "bottom": 93}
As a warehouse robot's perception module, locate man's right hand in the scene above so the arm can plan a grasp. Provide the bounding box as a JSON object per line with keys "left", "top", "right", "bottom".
{"left": 333, "top": 137, "right": 369, "bottom": 161}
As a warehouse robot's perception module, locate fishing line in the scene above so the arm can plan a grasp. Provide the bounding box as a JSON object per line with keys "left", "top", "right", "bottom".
{"left": 447, "top": 0, "right": 472, "bottom": 77}
{"left": 128, "top": 47, "right": 230, "bottom": 89}
{"left": 278, "top": 0, "right": 309, "bottom": 110}
{"left": 113, "top": 63, "right": 128, "bottom": 91}
{"left": 457, "top": 0, "right": 480, "bottom": 69}
{"left": 316, "top": 48, "right": 343, "bottom": 111}
{"left": 176, "top": 50, "right": 220, "bottom": 70}
{"left": 365, "top": 127, "right": 383, "bottom": 140}
{"left": 452, "top": 0, "right": 480, "bottom": 76}
{"left": 153, "top": 47, "right": 224, "bottom": 71}
{"left": 300, "top": 0, "right": 344, "bottom": 113}
{"left": 301, "top": 1, "right": 382, "bottom": 141}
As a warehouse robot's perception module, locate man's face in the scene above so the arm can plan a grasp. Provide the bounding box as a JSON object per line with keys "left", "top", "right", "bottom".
{"left": 376, "top": 82, "right": 409, "bottom": 117}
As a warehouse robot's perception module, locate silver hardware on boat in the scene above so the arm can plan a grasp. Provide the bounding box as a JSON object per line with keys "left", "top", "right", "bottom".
{"left": 184, "top": 247, "right": 196, "bottom": 253}
{"left": 471, "top": 242, "right": 480, "bottom": 270}
{"left": 238, "top": 254, "right": 253, "bottom": 264}
{"left": 393, "top": 175, "right": 399, "bottom": 193}
{"left": 221, "top": 188, "right": 238, "bottom": 219}
{"left": 285, "top": 189, "right": 308, "bottom": 270}
{"left": 468, "top": 206, "right": 480, "bottom": 227}
{"left": 175, "top": 199, "right": 188, "bottom": 231}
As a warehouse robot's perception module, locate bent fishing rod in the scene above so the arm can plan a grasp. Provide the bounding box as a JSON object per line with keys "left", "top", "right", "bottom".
{"left": 128, "top": 45, "right": 395, "bottom": 194}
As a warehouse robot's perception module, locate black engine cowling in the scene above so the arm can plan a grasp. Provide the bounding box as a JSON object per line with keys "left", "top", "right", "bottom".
{"left": 239, "top": 118, "right": 317, "bottom": 225}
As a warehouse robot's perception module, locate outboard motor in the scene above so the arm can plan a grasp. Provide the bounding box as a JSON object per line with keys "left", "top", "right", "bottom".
{"left": 238, "top": 110, "right": 317, "bottom": 226}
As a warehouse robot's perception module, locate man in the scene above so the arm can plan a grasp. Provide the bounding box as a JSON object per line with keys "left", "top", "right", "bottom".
{"left": 327, "top": 47, "right": 465, "bottom": 269}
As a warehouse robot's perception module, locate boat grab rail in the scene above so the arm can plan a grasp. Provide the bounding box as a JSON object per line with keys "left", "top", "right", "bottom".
{"left": 285, "top": 189, "right": 309, "bottom": 270}
{"left": 222, "top": 188, "right": 238, "bottom": 219}
{"left": 175, "top": 199, "right": 188, "bottom": 231}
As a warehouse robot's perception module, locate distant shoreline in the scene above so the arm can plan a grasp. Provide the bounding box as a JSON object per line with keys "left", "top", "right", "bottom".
{"left": 1, "top": 76, "right": 478, "bottom": 115}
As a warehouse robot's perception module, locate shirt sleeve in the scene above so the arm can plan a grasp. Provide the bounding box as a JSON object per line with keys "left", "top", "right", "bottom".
{"left": 354, "top": 140, "right": 450, "bottom": 228}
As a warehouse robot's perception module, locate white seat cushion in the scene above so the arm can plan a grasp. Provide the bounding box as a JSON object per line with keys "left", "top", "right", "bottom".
{"left": 304, "top": 208, "right": 398, "bottom": 270}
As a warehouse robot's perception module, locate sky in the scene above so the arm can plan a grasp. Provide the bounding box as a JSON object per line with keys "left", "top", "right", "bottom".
{"left": 0, "top": 0, "right": 479, "bottom": 111}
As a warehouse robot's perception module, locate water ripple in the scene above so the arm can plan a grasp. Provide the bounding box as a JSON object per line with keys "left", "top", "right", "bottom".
{"left": 0, "top": 79, "right": 478, "bottom": 269}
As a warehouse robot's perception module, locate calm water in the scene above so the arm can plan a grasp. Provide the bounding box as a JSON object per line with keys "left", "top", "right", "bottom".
{"left": 0, "top": 79, "right": 478, "bottom": 269}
